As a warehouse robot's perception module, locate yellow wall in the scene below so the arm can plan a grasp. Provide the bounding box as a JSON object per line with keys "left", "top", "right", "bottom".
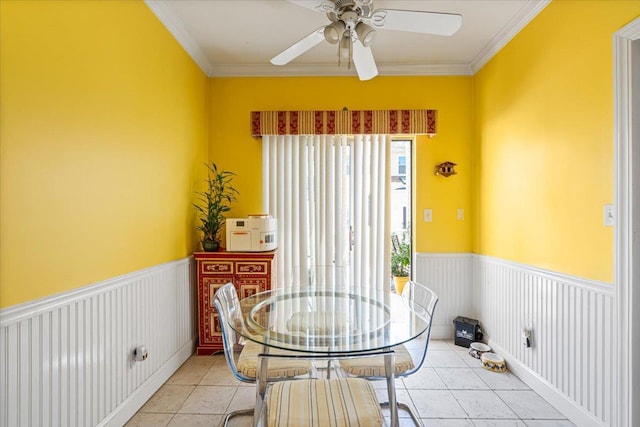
{"left": 0, "top": 1, "right": 209, "bottom": 308}
{"left": 4, "top": 0, "right": 631, "bottom": 307}
{"left": 208, "top": 76, "right": 473, "bottom": 253}
{"left": 473, "top": 1, "right": 639, "bottom": 283}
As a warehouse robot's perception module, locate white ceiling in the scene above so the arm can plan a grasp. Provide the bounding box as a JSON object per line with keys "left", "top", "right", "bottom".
{"left": 145, "top": 0, "right": 549, "bottom": 78}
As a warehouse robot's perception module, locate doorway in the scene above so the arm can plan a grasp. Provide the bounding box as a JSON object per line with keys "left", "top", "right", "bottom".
{"left": 390, "top": 139, "right": 413, "bottom": 291}
{"left": 614, "top": 17, "right": 639, "bottom": 427}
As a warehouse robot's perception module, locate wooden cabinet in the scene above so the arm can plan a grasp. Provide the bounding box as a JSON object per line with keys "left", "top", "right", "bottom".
{"left": 194, "top": 250, "right": 277, "bottom": 355}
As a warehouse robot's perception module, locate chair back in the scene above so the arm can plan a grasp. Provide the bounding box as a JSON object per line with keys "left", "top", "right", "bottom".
{"left": 399, "top": 281, "right": 439, "bottom": 376}
{"left": 212, "top": 282, "right": 253, "bottom": 383}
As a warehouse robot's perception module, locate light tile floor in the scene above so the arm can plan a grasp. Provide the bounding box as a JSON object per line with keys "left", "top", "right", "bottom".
{"left": 126, "top": 340, "right": 575, "bottom": 427}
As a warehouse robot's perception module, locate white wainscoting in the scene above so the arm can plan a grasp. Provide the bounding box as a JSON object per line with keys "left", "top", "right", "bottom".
{"left": 414, "top": 253, "right": 475, "bottom": 339}
{"left": 415, "top": 253, "right": 616, "bottom": 427}
{"left": 0, "top": 257, "right": 197, "bottom": 427}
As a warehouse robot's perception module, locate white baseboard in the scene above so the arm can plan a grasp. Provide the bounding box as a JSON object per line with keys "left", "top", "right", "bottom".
{"left": 416, "top": 252, "right": 616, "bottom": 426}
{"left": 431, "top": 325, "right": 454, "bottom": 340}
{"left": 0, "top": 257, "right": 197, "bottom": 427}
{"left": 476, "top": 255, "right": 615, "bottom": 426}
{"left": 489, "top": 340, "right": 607, "bottom": 427}
{"left": 99, "top": 339, "right": 195, "bottom": 427}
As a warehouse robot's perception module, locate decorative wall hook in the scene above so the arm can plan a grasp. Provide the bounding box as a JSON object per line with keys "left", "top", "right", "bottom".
{"left": 435, "top": 161, "right": 457, "bottom": 177}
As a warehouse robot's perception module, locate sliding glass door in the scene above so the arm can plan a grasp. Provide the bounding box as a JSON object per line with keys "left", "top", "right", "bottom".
{"left": 262, "top": 134, "right": 390, "bottom": 290}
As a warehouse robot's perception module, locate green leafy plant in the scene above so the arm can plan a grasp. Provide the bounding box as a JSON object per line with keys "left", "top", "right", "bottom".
{"left": 391, "top": 230, "right": 411, "bottom": 277}
{"left": 193, "top": 163, "right": 238, "bottom": 249}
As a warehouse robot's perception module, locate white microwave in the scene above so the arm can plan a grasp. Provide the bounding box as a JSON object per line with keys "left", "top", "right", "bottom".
{"left": 226, "top": 217, "right": 277, "bottom": 252}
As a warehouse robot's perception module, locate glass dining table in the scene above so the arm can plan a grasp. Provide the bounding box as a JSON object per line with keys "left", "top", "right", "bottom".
{"left": 229, "top": 285, "right": 431, "bottom": 427}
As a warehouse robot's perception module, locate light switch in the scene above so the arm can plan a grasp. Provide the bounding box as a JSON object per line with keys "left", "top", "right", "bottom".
{"left": 423, "top": 209, "right": 433, "bottom": 222}
{"left": 457, "top": 208, "right": 464, "bottom": 220}
{"left": 604, "top": 204, "right": 614, "bottom": 227}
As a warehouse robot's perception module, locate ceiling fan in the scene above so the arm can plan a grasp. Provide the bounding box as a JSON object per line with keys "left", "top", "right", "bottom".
{"left": 270, "top": 0, "right": 462, "bottom": 81}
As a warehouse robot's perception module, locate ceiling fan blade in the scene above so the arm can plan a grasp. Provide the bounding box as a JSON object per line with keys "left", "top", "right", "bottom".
{"left": 352, "top": 40, "right": 378, "bottom": 81}
{"left": 271, "top": 27, "right": 326, "bottom": 66}
{"left": 369, "top": 9, "right": 462, "bottom": 36}
{"left": 287, "top": 0, "right": 334, "bottom": 14}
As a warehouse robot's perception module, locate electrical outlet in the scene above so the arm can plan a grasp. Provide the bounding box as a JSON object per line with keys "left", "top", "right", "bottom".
{"left": 457, "top": 208, "right": 464, "bottom": 220}
{"left": 423, "top": 209, "right": 433, "bottom": 222}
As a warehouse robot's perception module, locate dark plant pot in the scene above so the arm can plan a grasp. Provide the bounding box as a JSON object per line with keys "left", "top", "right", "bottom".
{"left": 202, "top": 240, "right": 219, "bottom": 252}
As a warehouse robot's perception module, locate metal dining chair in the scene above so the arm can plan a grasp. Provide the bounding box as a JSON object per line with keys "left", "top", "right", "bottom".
{"left": 338, "top": 281, "right": 439, "bottom": 426}
{"left": 213, "top": 283, "right": 312, "bottom": 426}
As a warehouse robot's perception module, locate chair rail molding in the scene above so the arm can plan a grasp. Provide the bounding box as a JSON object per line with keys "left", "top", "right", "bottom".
{"left": 0, "top": 257, "right": 197, "bottom": 427}
{"left": 415, "top": 252, "right": 618, "bottom": 426}
{"left": 413, "top": 253, "right": 474, "bottom": 339}
{"left": 475, "top": 255, "right": 614, "bottom": 427}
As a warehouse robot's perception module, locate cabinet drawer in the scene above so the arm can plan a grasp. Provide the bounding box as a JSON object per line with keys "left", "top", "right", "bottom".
{"left": 235, "top": 261, "right": 269, "bottom": 275}
{"left": 200, "top": 260, "right": 234, "bottom": 275}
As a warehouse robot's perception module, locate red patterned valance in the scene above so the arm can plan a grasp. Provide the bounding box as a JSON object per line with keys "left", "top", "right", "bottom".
{"left": 251, "top": 110, "right": 437, "bottom": 136}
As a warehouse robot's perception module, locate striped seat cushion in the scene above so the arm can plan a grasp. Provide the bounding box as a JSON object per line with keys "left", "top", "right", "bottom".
{"left": 339, "top": 345, "right": 415, "bottom": 376}
{"left": 267, "top": 378, "right": 383, "bottom": 427}
{"left": 237, "top": 341, "right": 311, "bottom": 379}
{"left": 286, "top": 310, "right": 348, "bottom": 335}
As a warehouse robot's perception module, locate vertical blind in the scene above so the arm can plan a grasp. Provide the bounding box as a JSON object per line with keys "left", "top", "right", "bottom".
{"left": 262, "top": 134, "right": 391, "bottom": 291}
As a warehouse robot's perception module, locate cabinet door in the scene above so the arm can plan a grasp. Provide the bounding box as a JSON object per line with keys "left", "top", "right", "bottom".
{"left": 198, "top": 276, "right": 233, "bottom": 348}
{"left": 235, "top": 259, "right": 273, "bottom": 297}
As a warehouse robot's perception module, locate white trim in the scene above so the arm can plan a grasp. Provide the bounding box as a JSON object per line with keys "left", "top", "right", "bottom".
{"left": 210, "top": 62, "right": 473, "bottom": 77}
{"left": 475, "top": 254, "right": 616, "bottom": 425}
{"left": 414, "top": 253, "right": 474, "bottom": 340}
{"left": 488, "top": 340, "right": 607, "bottom": 427}
{"left": 99, "top": 339, "right": 194, "bottom": 427}
{"left": 0, "top": 257, "right": 196, "bottom": 427}
{"left": 476, "top": 254, "right": 614, "bottom": 294}
{"left": 469, "top": 0, "right": 550, "bottom": 74}
{"left": 0, "top": 258, "right": 190, "bottom": 325}
{"left": 144, "top": 0, "right": 214, "bottom": 76}
{"left": 614, "top": 17, "right": 640, "bottom": 427}
{"left": 144, "top": 1, "right": 546, "bottom": 78}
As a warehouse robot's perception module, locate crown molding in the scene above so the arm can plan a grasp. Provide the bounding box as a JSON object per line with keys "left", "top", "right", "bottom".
{"left": 470, "top": 0, "right": 550, "bottom": 74}
{"left": 146, "top": 0, "right": 547, "bottom": 78}
{"left": 378, "top": 63, "right": 472, "bottom": 76}
{"left": 145, "top": 0, "right": 215, "bottom": 76}
{"left": 210, "top": 62, "right": 472, "bottom": 77}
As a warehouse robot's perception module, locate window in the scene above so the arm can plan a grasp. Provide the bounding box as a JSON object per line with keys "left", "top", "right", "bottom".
{"left": 398, "top": 155, "right": 406, "bottom": 176}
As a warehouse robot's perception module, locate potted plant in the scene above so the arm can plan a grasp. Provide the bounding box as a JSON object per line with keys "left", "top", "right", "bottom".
{"left": 391, "top": 230, "right": 411, "bottom": 294}
{"left": 193, "top": 162, "right": 238, "bottom": 252}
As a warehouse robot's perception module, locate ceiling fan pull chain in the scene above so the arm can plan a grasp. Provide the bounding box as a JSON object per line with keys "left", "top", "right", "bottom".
{"left": 348, "top": 35, "right": 353, "bottom": 70}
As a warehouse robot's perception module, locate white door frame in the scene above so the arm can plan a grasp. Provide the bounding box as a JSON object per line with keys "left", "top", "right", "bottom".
{"left": 614, "top": 17, "right": 640, "bottom": 427}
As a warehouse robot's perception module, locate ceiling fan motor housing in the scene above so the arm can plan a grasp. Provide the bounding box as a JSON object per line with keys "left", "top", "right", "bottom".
{"left": 326, "top": 0, "right": 376, "bottom": 48}
{"left": 329, "top": 0, "right": 373, "bottom": 22}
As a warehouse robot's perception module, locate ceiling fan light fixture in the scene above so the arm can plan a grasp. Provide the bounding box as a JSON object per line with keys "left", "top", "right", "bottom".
{"left": 323, "top": 20, "right": 346, "bottom": 44}
{"left": 355, "top": 22, "right": 376, "bottom": 47}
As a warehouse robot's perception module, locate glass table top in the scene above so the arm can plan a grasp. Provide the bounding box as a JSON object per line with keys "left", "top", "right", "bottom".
{"left": 232, "top": 286, "right": 431, "bottom": 354}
